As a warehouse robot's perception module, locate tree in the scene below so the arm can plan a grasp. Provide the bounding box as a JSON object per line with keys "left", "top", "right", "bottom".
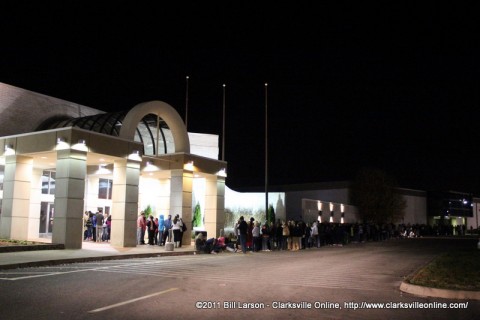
{"left": 267, "top": 205, "right": 275, "bottom": 224}
{"left": 192, "top": 203, "right": 202, "bottom": 228}
{"left": 350, "top": 167, "right": 406, "bottom": 224}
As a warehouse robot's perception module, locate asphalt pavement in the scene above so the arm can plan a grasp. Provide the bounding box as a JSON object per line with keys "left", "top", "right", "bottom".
{"left": 0, "top": 237, "right": 479, "bottom": 302}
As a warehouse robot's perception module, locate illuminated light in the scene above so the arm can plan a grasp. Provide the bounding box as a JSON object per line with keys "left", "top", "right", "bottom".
{"left": 71, "top": 139, "right": 88, "bottom": 152}
{"left": 317, "top": 201, "right": 322, "bottom": 211}
{"left": 329, "top": 202, "right": 334, "bottom": 212}
{"left": 341, "top": 204, "right": 345, "bottom": 213}
{"left": 217, "top": 168, "right": 227, "bottom": 177}
{"left": 96, "top": 164, "right": 111, "bottom": 175}
{"left": 184, "top": 161, "right": 194, "bottom": 171}
{"left": 128, "top": 150, "right": 142, "bottom": 161}
{"left": 4, "top": 144, "right": 15, "bottom": 155}
{"left": 55, "top": 137, "right": 70, "bottom": 151}
{"left": 143, "top": 161, "right": 159, "bottom": 172}
{"left": 329, "top": 215, "right": 333, "bottom": 223}
{"left": 341, "top": 217, "right": 345, "bottom": 224}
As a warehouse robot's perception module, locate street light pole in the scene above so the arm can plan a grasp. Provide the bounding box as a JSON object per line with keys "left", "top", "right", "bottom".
{"left": 185, "top": 75, "right": 189, "bottom": 130}
{"left": 265, "top": 82, "right": 268, "bottom": 222}
{"left": 222, "top": 83, "right": 226, "bottom": 161}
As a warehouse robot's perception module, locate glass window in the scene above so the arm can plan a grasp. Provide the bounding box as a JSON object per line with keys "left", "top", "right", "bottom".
{"left": 98, "top": 178, "right": 113, "bottom": 199}
{"left": 41, "top": 171, "right": 56, "bottom": 195}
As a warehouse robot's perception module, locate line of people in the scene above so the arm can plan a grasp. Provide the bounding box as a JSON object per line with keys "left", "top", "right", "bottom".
{"left": 136, "top": 212, "right": 186, "bottom": 247}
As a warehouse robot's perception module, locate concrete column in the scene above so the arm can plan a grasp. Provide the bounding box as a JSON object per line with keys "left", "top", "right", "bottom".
{"left": 28, "top": 168, "right": 43, "bottom": 239}
{"left": 111, "top": 158, "right": 140, "bottom": 247}
{"left": 170, "top": 169, "right": 192, "bottom": 246}
{"left": 52, "top": 149, "right": 86, "bottom": 249}
{"left": 205, "top": 175, "right": 225, "bottom": 239}
{"left": 0, "top": 155, "right": 33, "bottom": 240}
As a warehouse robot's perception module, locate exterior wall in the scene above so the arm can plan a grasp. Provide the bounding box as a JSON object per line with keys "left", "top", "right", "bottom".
{"left": 0, "top": 82, "right": 101, "bottom": 136}
{"left": 285, "top": 188, "right": 350, "bottom": 221}
{"left": 401, "top": 194, "right": 427, "bottom": 225}
{"left": 470, "top": 199, "right": 480, "bottom": 231}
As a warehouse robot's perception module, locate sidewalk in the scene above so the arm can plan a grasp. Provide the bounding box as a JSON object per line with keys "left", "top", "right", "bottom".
{"left": 0, "top": 240, "right": 196, "bottom": 270}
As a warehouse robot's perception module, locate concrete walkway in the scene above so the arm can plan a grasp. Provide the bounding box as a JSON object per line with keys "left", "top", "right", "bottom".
{"left": 0, "top": 240, "right": 195, "bottom": 270}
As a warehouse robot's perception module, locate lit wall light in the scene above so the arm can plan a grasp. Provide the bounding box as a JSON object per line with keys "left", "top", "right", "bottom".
{"left": 56, "top": 137, "right": 69, "bottom": 150}
{"left": 330, "top": 202, "right": 334, "bottom": 223}
{"left": 217, "top": 168, "right": 227, "bottom": 177}
{"left": 127, "top": 150, "right": 142, "bottom": 161}
{"left": 4, "top": 144, "right": 15, "bottom": 155}
{"left": 71, "top": 139, "right": 88, "bottom": 151}
{"left": 96, "top": 164, "right": 111, "bottom": 175}
{"left": 143, "top": 161, "right": 159, "bottom": 172}
{"left": 184, "top": 160, "right": 194, "bottom": 171}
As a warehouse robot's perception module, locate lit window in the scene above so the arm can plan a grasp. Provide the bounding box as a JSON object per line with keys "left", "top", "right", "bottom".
{"left": 98, "top": 178, "right": 113, "bottom": 199}
{"left": 41, "top": 171, "right": 56, "bottom": 195}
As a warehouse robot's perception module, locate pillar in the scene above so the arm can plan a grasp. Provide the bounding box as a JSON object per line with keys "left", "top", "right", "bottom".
{"left": 0, "top": 155, "right": 33, "bottom": 240}
{"left": 170, "top": 169, "right": 192, "bottom": 246}
{"left": 205, "top": 175, "right": 225, "bottom": 239}
{"left": 111, "top": 158, "right": 140, "bottom": 247}
{"left": 53, "top": 149, "right": 86, "bottom": 249}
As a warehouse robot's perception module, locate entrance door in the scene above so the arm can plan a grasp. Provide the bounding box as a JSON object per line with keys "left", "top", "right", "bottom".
{"left": 39, "top": 202, "right": 54, "bottom": 235}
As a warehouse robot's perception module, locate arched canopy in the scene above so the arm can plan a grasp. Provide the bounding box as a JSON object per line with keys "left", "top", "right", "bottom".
{"left": 37, "top": 100, "right": 190, "bottom": 155}
{"left": 120, "top": 101, "right": 190, "bottom": 153}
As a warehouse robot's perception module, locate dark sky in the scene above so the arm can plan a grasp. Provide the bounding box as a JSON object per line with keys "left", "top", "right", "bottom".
{"left": 2, "top": 3, "right": 480, "bottom": 193}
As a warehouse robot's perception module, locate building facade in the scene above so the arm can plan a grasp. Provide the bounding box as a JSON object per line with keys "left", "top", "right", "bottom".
{"left": 0, "top": 83, "right": 226, "bottom": 248}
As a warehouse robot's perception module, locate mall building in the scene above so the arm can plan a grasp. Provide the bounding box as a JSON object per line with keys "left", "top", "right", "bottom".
{"left": 1, "top": 83, "right": 478, "bottom": 250}
{"left": 0, "top": 82, "right": 226, "bottom": 249}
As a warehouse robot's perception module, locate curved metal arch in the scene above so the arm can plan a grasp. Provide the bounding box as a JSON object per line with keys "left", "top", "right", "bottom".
{"left": 119, "top": 101, "right": 190, "bottom": 153}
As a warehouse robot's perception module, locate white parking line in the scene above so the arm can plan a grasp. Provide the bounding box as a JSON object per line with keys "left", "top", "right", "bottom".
{"left": 88, "top": 288, "right": 178, "bottom": 313}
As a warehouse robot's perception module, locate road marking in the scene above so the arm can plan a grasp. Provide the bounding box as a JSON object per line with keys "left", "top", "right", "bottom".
{"left": 88, "top": 287, "right": 178, "bottom": 313}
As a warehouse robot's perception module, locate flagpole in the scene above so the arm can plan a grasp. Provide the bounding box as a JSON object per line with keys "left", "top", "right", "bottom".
{"left": 222, "top": 83, "right": 226, "bottom": 161}
{"left": 265, "top": 82, "right": 268, "bottom": 222}
{"left": 185, "top": 75, "right": 189, "bottom": 130}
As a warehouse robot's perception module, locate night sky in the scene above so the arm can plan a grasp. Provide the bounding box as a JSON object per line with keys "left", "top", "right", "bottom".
{"left": 2, "top": 3, "right": 480, "bottom": 194}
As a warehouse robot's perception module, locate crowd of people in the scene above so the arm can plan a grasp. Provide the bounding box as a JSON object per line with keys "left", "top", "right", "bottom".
{"left": 83, "top": 208, "right": 111, "bottom": 242}
{"left": 136, "top": 212, "right": 187, "bottom": 247}
{"left": 198, "top": 217, "right": 476, "bottom": 254}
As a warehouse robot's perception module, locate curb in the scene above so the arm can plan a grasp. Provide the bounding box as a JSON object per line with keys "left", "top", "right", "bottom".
{"left": 400, "top": 281, "right": 480, "bottom": 301}
{"left": 0, "top": 244, "right": 65, "bottom": 253}
{"left": 0, "top": 250, "right": 196, "bottom": 270}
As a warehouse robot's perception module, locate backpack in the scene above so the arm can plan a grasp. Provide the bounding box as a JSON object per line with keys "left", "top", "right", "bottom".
{"left": 182, "top": 222, "right": 187, "bottom": 232}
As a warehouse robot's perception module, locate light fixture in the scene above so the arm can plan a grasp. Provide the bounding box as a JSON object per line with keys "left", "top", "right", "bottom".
{"left": 56, "top": 137, "right": 70, "bottom": 150}
{"left": 217, "top": 168, "right": 227, "bottom": 177}
{"left": 184, "top": 160, "right": 194, "bottom": 171}
{"left": 4, "top": 144, "right": 14, "bottom": 155}
{"left": 71, "top": 139, "right": 88, "bottom": 151}
{"left": 127, "top": 150, "right": 142, "bottom": 161}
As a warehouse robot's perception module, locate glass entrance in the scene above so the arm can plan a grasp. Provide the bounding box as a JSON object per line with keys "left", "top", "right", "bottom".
{"left": 39, "top": 202, "right": 54, "bottom": 234}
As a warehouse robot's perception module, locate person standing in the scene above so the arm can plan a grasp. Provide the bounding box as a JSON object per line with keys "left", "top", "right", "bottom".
{"left": 238, "top": 216, "right": 248, "bottom": 254}
{"left": 137, "top": 211, "right": 146, "bottom": 245}
{"left": 95, "top": 208, "right": 104, "bottom": 242}
{"left": 172, "top": 214, "right": 183, "bottom": 248}
{"left": 146, "top": 215, "right": 156, "bottom": 245}
{"left": 158, "top": 214, "right": 165, "bottom": 246}
{"left": 179, "top": 217, "right": 186, "bottom": 247}
{"left": 163, "top": 214, "right": 173, "bottom": 244}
